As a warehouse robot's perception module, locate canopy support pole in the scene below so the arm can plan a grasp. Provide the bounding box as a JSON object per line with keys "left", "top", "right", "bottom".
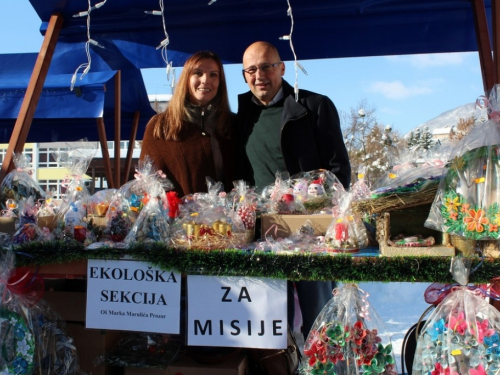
{"left": 114, "top": 71, "right": 121, "bottom": 188}
{"left": 96, "top": 118, "right": 115, "bottom": 189}
{"left": 472, "top": 0, "right": 495, "bottom": 92}
{"left": 0, "top": 13, "right": 63, "bottom": 183}
{"left": 493, "top": 0, "right": 500, "bottom": 85}
{"left": 123, "top": 111, "right": 140, "bottom": 183}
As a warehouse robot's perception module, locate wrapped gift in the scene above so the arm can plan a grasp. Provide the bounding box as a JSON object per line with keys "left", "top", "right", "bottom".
{"left": 325, "top": 187, "right": 369, "bottom": 253}
{"left": 301, "top": 284, "right": 397, "bottom": 374}
{"left": 55, "top": 139, "right": 97, "bottom": 220}
{"left": 267, "top": 171, "right": 305, "bottom": 214}
{"left": 0, "top": 152, "right": 45, "bottom": 206}
{"left": 426, "top": 86, "right": 500, "bottom": 240}
{"left": 290, "top": 169, "right": 343, "bottom": 214}
{"left": 412, "top": 256, "right": 500, "bottom": 374}
{"left": 107, "top": 156, "right": 173, "bottom": 223}
{"left": 169, "top": 179, "right": 251, "bottom": 250}
{"left": 124, "top": 169, "right": 171, "bottom": 244}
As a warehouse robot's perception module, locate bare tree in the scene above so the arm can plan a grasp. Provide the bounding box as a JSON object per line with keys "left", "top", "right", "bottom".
{"left": 340, "top": 100, "right": 402, "bottom": 186}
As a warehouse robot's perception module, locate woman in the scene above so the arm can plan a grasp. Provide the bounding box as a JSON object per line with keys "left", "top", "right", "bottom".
{"left": 140, "top": 51, "right": 234, "bottom": 196}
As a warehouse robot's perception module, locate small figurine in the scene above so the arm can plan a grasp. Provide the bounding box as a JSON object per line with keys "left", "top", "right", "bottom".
{"left": 293, "top": 179, "right": 308, "bottom": 201}
{"left": 308, "top": 179, "right": 326, "bottom": 197}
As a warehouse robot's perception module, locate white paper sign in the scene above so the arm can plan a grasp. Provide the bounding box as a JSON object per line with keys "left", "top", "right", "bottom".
{"left": 86, "top": 259, "right": 181, "bottom": 333}
{"left": 187, "top": 275, "right": 287, "bottom": 349}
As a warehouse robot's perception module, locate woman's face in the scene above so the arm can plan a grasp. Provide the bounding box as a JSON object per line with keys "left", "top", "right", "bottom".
{"left": 188, "top": 58, "right": 220, "bottom": 107}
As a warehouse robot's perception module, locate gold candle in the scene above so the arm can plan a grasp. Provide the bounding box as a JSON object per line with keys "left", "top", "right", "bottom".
{"left": 193, "top": 224, "right": 201, "bottom": 238}
{"left": 212, "top": 220, "right": 221, "bottom": 231}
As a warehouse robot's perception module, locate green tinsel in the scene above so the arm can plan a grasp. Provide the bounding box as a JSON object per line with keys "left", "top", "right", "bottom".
{"left": 11, "top": 241, "right": 500, "bottom": 283}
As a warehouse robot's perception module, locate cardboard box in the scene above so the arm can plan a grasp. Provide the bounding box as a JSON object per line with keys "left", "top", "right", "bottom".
{"left": 43, "top": 291, "right": 124, "bottom": 374}
{"left": 124, "top": 353, "right": 248, "bottom": 375}
{"left": 261, "top": 214, "right": 333, "bottom": 239}
{"left": 376, "top": 209, "right": 455, "bottom": 257}
{"left": 43, "top": 290, "right": 87, "bottom": 322}
{"left": 0, "top": 217, "right": 16, "bottom": 235}
{"left": 67, "top": 323, "right": 124, "bottom": 375}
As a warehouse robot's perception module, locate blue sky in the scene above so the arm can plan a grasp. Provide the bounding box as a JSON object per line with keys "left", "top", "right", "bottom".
{"left": 1, "top": 1, "right": 485, "bottom": 136}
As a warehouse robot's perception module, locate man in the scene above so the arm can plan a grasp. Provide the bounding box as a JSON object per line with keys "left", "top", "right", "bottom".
{"left": 235, "top": 41, "right": 351, "bottom": 338}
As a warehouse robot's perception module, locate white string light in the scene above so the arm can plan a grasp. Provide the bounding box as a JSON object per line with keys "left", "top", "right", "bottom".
{"left": 280, "top": 0, "right": 307, "bottom": 101}
{"left": 72, "top": 0, "right": 106, "bottom": 17}
{"left": 70, "top": 0, "right": 107, "bottom": 91}
{"left": 145, "top": 0, "right": 175, "bottom": 91}
{"left": 208, "top": 0, "right": 217, "bottom": 5}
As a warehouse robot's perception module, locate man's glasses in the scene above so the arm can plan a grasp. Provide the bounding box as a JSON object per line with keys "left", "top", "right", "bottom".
{"left": 242, "top": 61, "right": 282, "bottom": 76}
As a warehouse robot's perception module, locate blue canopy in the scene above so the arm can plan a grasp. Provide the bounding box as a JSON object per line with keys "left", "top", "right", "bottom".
{"left": 0, "top": 52, "right": 155, "bottom": 143}
{"left": 29, "top": 0, "right": 491, "bottom": 67}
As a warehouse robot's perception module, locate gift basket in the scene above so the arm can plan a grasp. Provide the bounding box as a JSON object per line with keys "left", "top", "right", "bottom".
{"left": 104, "top": 156, "right": 173, "bottom": 243}
{"left": 301, "top": 283, "right": 397, "bottom": 374}
{"left": 290, "top": 169, "right": 344, "bottom": 214}
{"left": 268, "top": 172, "right": 305, "bottom": 214}
{"left": 36, "top": 190, "right": 59, "bottom": 232}
{"left": 0, "top": 250, "right": 84, "bottom": 374}
{"left": 169, "top": 179, "right": 254, "bottom": 250}
{"left": 0, "top": 199, "right": 18, "bottom": 236}
{"left": 55, "top": 139, "right": 97, "bottom": 218}
{"left": 12, "top": 197, "right": 47, "bottom": 245}
{"left": 426, "top": 85, "right": 500, "bottom": 241}
{"left": 324, "top": 185, "right": 369, "bottom": 254}
{"left": 123, "top": 169, "right": 172, "bottom": 245}
{"left": 86, "top": 189, "right": 117, "bottom": 230}
{"left": 0, "top": 152, "right": 45, "bottom": 207}
{"left": 412, "top": 256, "right": 500, "bottom": 374}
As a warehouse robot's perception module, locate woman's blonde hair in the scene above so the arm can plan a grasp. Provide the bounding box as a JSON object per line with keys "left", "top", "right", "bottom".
{"left": 153, "top": 51, "right": 231, "bottom": 140}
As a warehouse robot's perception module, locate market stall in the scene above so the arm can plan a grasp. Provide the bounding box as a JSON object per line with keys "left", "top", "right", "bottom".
{"left": 2, "top": 1, "right": 500, "bottom": 374}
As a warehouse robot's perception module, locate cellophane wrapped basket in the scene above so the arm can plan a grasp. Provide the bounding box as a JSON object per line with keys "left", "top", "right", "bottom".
{"left": 300, "top": 284, "right": 397, "bottom": 375}
{"left": 0, "top": 152, "right": 45, "bottom": 207}
{"left": 426, "top": 85, "right": 500, "bottom": 240}
{"left": 412, "top": 256, "right": 500, "bottom": 374}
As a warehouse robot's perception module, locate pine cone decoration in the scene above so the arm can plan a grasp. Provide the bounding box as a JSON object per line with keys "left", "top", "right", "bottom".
{"left": 272, "top": 200, "right": 289, "bottom": 214}
{"left": 237, "top": 205, "right": 255, "bottom": 229}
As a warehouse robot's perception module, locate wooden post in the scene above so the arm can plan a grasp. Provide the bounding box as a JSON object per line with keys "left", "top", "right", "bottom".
{"left": 96, "top": 118, "right": 114, "bottom": 188}
{"left": 123, "top": 111, "right": 140, "bottom": 183}
{"left": 114, "top": 71, "right": 121, "bottom": 188}
{"left": 493, "top": 0, "right": 500, "bottom": 85}
{"left": 472, "top": 0, "right": 495, "bottom": 92}
{"left": 0, "top": 13, "right": 63, "bottom": 183}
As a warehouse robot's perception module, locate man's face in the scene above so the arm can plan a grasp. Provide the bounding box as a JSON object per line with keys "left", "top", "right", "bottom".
{"left": 242, "top": 44, "right": 285, "bottom": 105}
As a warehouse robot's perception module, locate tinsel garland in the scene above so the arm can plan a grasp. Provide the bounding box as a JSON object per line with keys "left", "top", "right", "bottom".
{"left": 11, "top": 241, "right": 500, "bottom": 283}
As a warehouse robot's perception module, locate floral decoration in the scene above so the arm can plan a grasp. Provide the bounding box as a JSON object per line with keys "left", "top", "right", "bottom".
{"left": 302, "top": 320, "right": 395, "bottom": 375}
{"left": 413, "top": 290, "right": 500, "bottom": 375}
{"left": 438, "top": 145, "right": 500, "bottom": 240}
{"left": 0, "top": 309, "right": 35, "bottom": 375}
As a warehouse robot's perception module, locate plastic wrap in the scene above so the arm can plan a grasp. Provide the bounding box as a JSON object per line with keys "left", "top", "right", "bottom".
{"left": 0, "top": 251, "right": 84, "bottom": 374}
{"left": 55, "top": 140, "right": 97, "bottom": 219}
{"left": 169, "top": 180, "right": 253, "bottom": 250}
{"left": 290, "top": 169, "right": 344, "bottom": 214}
{"left": 325, "top": 191, "right": 369, "bottom": 254}
{"left": 123, "top": 160, "right": 172, "bottom": 244}
{"left": 268, "top": 172, "right": 305, "bottom": 214}
{"left": 105, "top": 157, "right": 173, "bottom": 243}
{"left": 412, "top": 256, "right": 500, "bottom": 374}
{"left": 89, "top": 189, "right": 117, "bottom": 217}
{"left": 0, "top": 152, "right": 45, "bottom": 207}
{"left": 300, "top": 283, "right": 397, "bottom": 375}
{"left": 98, "top": 332, "right": 181, "bottom": 369}
{"left": 425, "top": 86, "right": 500, "bottom": 240}
{"left": 36, "top": 190, "right": 59, "bottom": 232}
